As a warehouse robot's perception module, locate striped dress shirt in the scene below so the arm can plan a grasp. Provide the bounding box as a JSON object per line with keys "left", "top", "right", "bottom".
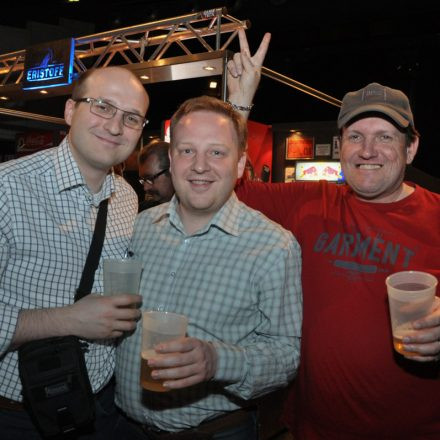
{"left": 115, "top": 192, "right": 302, "bottom": 431}
{"left": 0, "top": 137, "right": 138, "bottom": 401}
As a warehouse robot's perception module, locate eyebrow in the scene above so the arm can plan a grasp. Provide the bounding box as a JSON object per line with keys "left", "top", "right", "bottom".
{"left": 177, "top": 140, "right": 231, "bottom": 147}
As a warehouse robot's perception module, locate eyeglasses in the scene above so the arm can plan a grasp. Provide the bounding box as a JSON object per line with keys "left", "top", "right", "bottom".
{"left": 139, "top": 168, "right": 169, "bottom": 186}
{"left": 74, "top": 97, "right": 148, "bottom": 130}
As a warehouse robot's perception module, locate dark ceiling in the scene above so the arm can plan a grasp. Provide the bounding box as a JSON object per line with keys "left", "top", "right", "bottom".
{"left": 1, "top": 0, "right": 439, "bottom": 176}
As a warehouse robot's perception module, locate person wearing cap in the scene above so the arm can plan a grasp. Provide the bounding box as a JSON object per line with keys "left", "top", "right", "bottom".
{"left": 228, "top": 30, "right": 440, "bottom": 439}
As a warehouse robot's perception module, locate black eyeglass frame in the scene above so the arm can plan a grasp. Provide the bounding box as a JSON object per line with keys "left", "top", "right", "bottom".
{"left": 74, "top": 97, "right": 148, "bottom": 129}
{"left": 139, "top": 168, "right": 169, "bottom": 186}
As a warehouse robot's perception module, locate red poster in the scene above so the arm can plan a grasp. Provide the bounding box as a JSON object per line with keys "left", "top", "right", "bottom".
{"left": 286, "top": 136, "right": 314, "bottom": 159}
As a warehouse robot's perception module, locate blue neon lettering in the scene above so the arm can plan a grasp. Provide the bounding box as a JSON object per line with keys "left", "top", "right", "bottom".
{"left": 25, "top": 64, "right": 64, "bottom": 82}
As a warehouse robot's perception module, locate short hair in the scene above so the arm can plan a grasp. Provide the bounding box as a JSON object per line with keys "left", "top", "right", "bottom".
{"left": 71, "top": 67, "right": 145, "bottom": 101}
{"left": 170, "top": 95, "right": 247, "bottom": 153}
{"left": 138, "top": 140, "right": 170, "bottom": 171}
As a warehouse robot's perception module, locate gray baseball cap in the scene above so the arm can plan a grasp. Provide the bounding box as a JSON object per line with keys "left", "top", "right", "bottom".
{"left": 337, "top": 82, "right": 415, "bottom": 130}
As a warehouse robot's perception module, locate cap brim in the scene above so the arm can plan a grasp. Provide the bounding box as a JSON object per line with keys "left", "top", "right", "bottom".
{"left": 337, "top": 104, "right": 410, "bottom": 129}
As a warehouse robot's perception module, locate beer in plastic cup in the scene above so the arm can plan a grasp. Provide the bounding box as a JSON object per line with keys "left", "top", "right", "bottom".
{"left": 386, "top": 271, "right": 438, "bottom": 356}
{"left": 140, "top": 311, "right": 188, "bottom": 392}
{"left": 103, "top": 258, "right": 142, "bottom": 296}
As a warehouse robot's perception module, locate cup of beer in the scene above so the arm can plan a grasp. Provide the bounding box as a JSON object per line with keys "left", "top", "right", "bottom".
{"left": 103, "top": 258, "right": 142, "bottom": 296}
{"left": 386, "top": 271, "right": 438, "bottom": 356}
{"left": 140, "top": 310, "right": 188, "bottom": 392}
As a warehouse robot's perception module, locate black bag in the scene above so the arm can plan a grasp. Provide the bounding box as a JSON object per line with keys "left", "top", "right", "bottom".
{"left": 17, "top": 199, "right": 109, "bottom": 437}
{"left": 18, "top": 336, "right": 94, "bottom": 437}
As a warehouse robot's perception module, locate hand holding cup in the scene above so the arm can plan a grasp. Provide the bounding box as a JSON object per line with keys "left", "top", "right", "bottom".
{"left": 386, "top": 271, "right": 438, "bottom": 357}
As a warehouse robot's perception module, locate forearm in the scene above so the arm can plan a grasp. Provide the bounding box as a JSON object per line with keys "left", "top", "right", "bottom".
{"left": 215, "top": 240, "right": 303, "bottom": 399}
{"left": 10, "top": 306, "right": 73, "bottom": 350}
{"left": 227, "top": 76, "right": 256, "bottom": 121}
{"left": 10, "top": 294, "right": 141, "bottom": 350}
{"left": 212, "top": 336, "right": 299, "bottom": 399}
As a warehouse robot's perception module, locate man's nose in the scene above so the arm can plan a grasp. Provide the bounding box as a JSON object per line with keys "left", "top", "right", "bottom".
{"left": 359, "top": 137, "right": 379, "bottom": 158}
{"left": 103, "top": 113, "right": 124, "bottom": 135}
{"left": 192, "top": 153, "right": 210, "bottom": 173}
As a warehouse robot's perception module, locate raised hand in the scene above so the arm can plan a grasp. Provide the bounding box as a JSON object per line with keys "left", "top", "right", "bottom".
{"left": 227, "top": 29, "right": 271, "bottom": 114}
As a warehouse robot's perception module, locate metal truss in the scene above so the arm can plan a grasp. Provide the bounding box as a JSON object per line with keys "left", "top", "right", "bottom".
{"left": 0, "top": 8, "right": 247, "bottom": 97}
{"left": 0, "top": 7, "right": 340, "bottom": 125}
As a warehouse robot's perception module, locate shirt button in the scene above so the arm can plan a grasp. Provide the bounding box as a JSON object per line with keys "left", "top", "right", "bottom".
{"left": 170, "top": 272, "right": 176, "bottom": 277}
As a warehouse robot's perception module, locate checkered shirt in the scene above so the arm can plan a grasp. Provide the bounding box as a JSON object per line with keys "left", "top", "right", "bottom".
{"left": 115, "top": 192, "right": 302, "bottom": 431}
{"left": 0, "top": 137, "right": 138, "bottom": 400}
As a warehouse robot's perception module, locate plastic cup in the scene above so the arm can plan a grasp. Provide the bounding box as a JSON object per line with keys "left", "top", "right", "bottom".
{"left": 103, "top": 258, "right": 142, "bottom": 296}
{"left": 140, "top": 311, "right": 188, "bottom": 392}
{"left": 386, "top": 271, "right": 438, "bottom": 356}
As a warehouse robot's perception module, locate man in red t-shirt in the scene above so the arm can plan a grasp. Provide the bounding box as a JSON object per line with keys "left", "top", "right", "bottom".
{"left": 228, "top": 30, "right": 440, "bottom": 439}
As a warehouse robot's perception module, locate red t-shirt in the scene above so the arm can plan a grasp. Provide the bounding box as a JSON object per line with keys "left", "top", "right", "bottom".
{"left": 236, "top": 180, "right": 440, "bottom": 439}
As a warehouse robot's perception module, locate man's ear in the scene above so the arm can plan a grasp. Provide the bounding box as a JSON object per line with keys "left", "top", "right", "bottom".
{"left": 168, "top": 146, "right": 174, "bottom": 175}
{"left": 237, "top": 152, "right": 247, "bottom": 179}
{"left": 64, "top": 98, "right": 75, "bottom": 127}
{"left": 406, "top": 137, "right": 419, "bottom": 165}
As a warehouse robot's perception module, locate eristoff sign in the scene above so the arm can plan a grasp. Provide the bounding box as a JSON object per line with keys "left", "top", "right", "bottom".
{"left": 23, "top": 38, "right": 74, "bottom": 90}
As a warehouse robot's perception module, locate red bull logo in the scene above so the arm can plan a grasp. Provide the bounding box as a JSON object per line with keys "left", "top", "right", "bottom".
{"left": 300, "top": 166, "right": 317, "bottom": 178}
{"left": 323, "top": 166, "right": 339, "bottom": 177}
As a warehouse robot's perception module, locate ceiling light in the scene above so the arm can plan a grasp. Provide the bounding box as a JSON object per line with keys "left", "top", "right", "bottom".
{"left": 0, "top": 96, "right": 9, "bottom": 100}
{"left": 140, "top": 74, "right": 149, "bottom": 80}
{"left": 209, "top": 81, "right": 217, "bottom": 89}
{"left": 39, "top": 90, "right": 48, "bottom": 94}
{"left": 203, "top": 66, "right": 215, "bottom": 71}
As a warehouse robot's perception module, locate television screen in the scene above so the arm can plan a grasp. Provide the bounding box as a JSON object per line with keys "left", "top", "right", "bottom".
{"left": 294, "top": 161, "right": 345, "bottom": 183}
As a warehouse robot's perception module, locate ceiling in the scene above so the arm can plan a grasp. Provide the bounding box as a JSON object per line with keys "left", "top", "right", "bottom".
{"left": 1, "top": 0, "right": 439, "bottom": 176}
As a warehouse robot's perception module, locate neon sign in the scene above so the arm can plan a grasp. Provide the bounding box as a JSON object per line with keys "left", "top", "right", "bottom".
{"left": 23, "top": 38, "right": 74, "bottom": 90}
{"left": 26, "top": 64, "right": 64, "bottom": 82}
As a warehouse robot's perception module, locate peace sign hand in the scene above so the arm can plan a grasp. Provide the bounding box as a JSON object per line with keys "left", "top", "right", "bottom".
{"left": 227, "top": 29, "right": 271, "bottom": 115}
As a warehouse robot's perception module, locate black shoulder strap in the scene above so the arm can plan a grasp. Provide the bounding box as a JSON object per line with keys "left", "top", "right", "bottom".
{"left": 74, "top": 198, "right": 109, "bottom": 302}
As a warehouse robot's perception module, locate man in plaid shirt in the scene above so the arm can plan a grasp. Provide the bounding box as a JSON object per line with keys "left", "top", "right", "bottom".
{"left": 0, "top": 66, "right": 148, "bottom": 438}
{"left": 116, "top": 96, "right": 302, "bottom": 440}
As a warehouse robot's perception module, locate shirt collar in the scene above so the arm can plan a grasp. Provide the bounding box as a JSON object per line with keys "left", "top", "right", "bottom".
{"left": 54, "top": 136, "right": 115, "bottom": 204}
{"left": 153, "top": 192, "right": 241, "bottom": 237}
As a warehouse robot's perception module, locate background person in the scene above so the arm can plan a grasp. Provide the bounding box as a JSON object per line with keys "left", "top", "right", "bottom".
{"left": 137, "top": 139, "right": 174, "bottom": 211}
{"left": 115, "top": 95, "right": 302, "bottom": 439}
{"left": 229, "top": 30, "right": 440, "bottom": 439}
{"left": 0, "top": 66, "right": 147, "bottom": 439}
{"left": 117, "top": 144, "right": 145, "bottom": 205}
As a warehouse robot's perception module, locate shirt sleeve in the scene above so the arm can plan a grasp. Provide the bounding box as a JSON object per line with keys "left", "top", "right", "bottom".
{"left": 212, "top": 235, "right": 302, "bottom": 400}
{"left": 0, "top": 184, "right": 21, "bottom": 356}
{"left": 235, "top": 179, "right": 307, "bottom": 228}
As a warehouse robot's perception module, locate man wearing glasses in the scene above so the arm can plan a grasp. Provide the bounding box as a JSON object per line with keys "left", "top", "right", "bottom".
{"left": 138, "top": 140, "right": 175, "bottom": 211}
{"left": 0, "top": 66, "right": 148, "bottom": 438}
